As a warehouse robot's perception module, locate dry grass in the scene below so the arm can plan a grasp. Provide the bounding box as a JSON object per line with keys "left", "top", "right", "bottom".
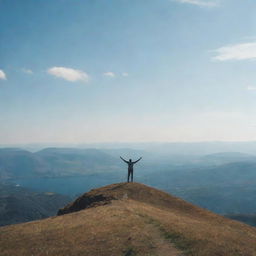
{"left": 1, "top": 182, "right": 256, "bottom": 256}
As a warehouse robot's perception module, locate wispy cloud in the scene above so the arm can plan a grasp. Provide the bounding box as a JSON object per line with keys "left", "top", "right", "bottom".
{"left": 22, "top": 68, "right": 33, "bottom": 74}
{"left": 103, "top": 72, "right": 115, "bottom": 78}
{"left": 213, "top": 42, "right": 256, "bottom": 61}
{"left": 176, "top": 0, "right": 218, "bottom": 7}
{"left": 47, "top": 67, "right": 89, "bottom": 82}
{"left": 0, "top": 69, "right": 7, "bottom": 80}
{"left": 122, "top": 72, "right": 129, "bottom": 77}
{"left": 247, "top": 86, "right": 256, "bottom": 91}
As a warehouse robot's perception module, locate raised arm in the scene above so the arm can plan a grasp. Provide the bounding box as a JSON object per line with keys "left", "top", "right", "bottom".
{"left": 120, "top": 156, "right": 129, "bottom": 164}
{"left": 133, "top": 157, "right": 142, "bottom": 164}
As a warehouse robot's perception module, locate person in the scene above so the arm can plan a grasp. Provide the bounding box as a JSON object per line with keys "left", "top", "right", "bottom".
{"left": 120, "top": 156, "right": 142, "bottom": 182}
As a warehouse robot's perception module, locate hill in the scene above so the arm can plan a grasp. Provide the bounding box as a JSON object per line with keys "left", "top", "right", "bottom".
{"left": 0, "top": 148, "right": 48, "bottom": 179}
{"left": 0, "top": 147, "right": 119, "bottom": 179}
{"left": 0, "top": 183, "right": 71, "bottom": 226}
{"left": 1, "top": 182, "right": 256, "bottom": 256}
{"left": 35, "top": 147, "right": 118, "bottom": 175}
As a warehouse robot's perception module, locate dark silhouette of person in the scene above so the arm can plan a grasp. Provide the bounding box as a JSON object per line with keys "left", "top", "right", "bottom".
{"left": 120, "top": 156, "right": 142, "bottom": 182}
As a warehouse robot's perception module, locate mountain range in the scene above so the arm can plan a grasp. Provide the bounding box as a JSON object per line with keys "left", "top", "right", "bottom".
{"left": 0, "top": 147, "right": 119, "bottom": 179}
{"left": 1, "top": 147, "right": 256, "bottom": 226}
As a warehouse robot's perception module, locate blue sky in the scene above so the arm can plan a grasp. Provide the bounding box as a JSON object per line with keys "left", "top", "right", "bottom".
{"left": 1, "top": 0, "right": 256, "bottom": 144}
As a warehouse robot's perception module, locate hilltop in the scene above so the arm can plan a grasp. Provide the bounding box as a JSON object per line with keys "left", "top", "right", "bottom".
{"left": 1, "top": 182, "right": 256, "bottom": 256}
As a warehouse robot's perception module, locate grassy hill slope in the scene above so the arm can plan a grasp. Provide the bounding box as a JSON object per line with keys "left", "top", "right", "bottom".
{"left": 1, "top": 182, "right": 256, "bottom": 256}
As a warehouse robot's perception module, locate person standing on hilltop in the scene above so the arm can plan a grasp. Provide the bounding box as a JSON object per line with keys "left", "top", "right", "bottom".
{"left": 120, "top": 156, "right": 142, "bottom": 183}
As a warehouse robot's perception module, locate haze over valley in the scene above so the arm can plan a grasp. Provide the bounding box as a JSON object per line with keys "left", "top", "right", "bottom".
{"left": 1, "top": 142, "right": 256, "bottom": 226}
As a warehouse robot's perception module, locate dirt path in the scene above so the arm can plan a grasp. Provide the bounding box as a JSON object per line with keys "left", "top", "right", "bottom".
{"left": 140, "top": 219, "right": 184, "bottom": 256}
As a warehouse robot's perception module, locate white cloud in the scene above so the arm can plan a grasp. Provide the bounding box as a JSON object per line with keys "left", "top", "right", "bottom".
{"left": 22, "top": 68, "right": 33, "bottom": 74}
{"left": 0, "top": 69, "right": 7, "bottom": 80}
{"left": 103, "top": 72, "right": 115, "bottom": 78}
{"left": 122, "top": 72, "right": 129, "bottom": 77}
{"left": 176, "top": 0, "right": 217, "bottom": 7}
{"left": 47, "top": 67, "right": 89, "bottom": 82}
{"left": 213, "top": 42, "right": 256, "bottom": 61}
{"left": 247, "top": 86, "right": 256, "bottom": 91}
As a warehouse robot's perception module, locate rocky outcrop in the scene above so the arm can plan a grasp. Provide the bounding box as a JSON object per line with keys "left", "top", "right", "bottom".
{"left": 57, "top": 193, "right": 114, "bottom": 215}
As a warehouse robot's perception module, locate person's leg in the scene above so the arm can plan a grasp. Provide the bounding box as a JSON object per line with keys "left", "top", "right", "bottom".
{"left": 127, "top": 170, "right": 130, "bottom": 182}
{"left": 131, "top": 170, "right": 133, "bottom": 182}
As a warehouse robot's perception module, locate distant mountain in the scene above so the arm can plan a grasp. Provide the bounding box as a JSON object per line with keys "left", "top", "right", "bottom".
{"left": 1, "top": 183, "right": 256, "bottom": 256}
{"left": 36, "top": 147, "right": 119, "bottom": 175}
{"left": 0, "top": 148, "right": 49, "bottom": 179}
{"left": 201, "top": 152, "right": 256, "bottom": 165}
{"left": 0, "top": 147, "right": 120, "bottom": 179}
{"left": 151, "top": 161, "right": 256, "bottom": 188}
{"left": 172, "top": 185, "right": 256, "bottom": 214}
{"left": 107, "top": 141, "right": 256, "bottom": 155}
{"left": 141, "top": 161, "right": 256, "bottom": 215}
{"left": 0, "top": 183, "right": 71, "bottom": 226}
{"left": 2, "top": 147, "right": 256, "bottom": 219}
{"left": 3, "top": 147, "right": 256, "bottom": 181}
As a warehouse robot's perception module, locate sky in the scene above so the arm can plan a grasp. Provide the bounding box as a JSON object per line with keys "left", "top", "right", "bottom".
{"left": 1, "top": 0, "right": 256, "bottom": 144}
